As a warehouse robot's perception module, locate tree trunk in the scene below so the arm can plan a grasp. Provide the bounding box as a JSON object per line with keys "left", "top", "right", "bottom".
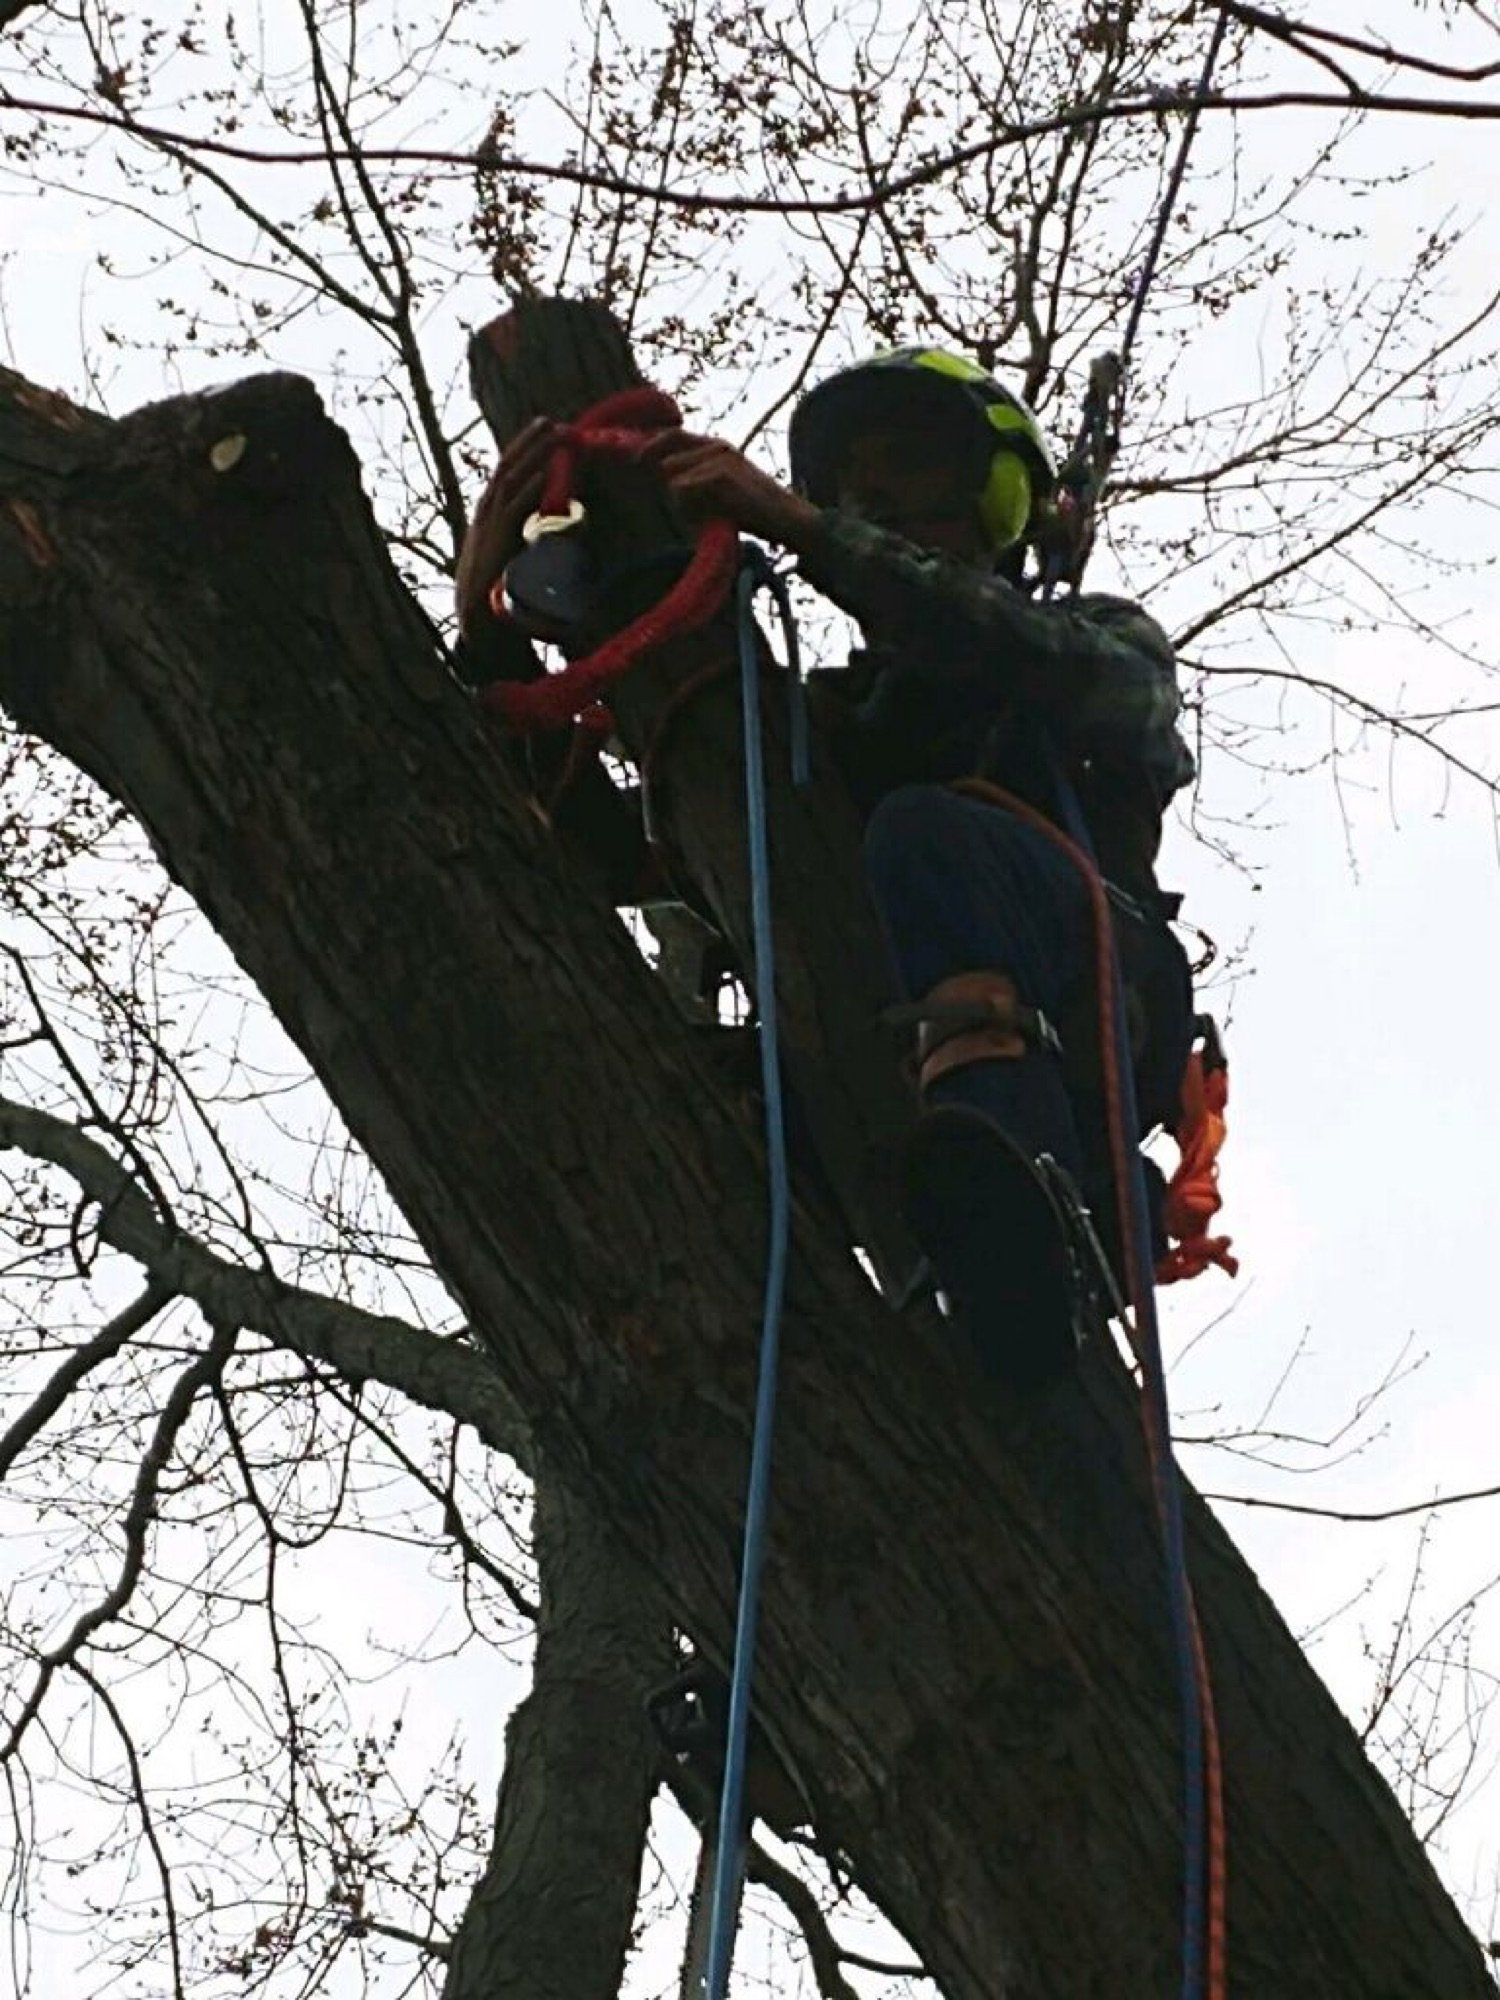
{"left": 441, "top": 1458, "right": 670, "bottom": 2000}
{"left": 0, "top": 358, "right": 1489, "bottom": 1999}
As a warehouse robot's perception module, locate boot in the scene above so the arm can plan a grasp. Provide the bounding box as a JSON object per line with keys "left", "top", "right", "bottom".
{"left": 900, "top": 972, "right": 1091, "bottom": 1386}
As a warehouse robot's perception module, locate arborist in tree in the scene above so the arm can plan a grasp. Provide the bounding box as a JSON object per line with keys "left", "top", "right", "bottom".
{"left": 644, "top": 350, "right": 1199, "bottom": 1382}
{"left": 454, "top": 350, "right": 1202, "bottom": 1384}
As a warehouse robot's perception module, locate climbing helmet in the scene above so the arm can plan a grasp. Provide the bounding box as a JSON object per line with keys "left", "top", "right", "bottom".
{"left": 788, "top": 346, "right": 1056, "bottom": 555}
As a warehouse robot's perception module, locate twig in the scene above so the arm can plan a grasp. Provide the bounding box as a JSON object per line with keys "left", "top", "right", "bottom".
{"left": 1204, "top": 1480, "right": 1500, "bottom": 1523}
{"left": 67, "top": 1659, "right": 188, "bottom": 2000}
{"left": 1182, "top": 657, "right": 1500, "bottom": 804}
{"left": 345, "top": 1913, "right": 452, "bottom": 1962}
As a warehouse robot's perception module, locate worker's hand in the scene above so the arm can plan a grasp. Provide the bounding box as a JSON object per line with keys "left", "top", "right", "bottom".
{"left": 454, "top": 417, "right": 559, "bottom": 637}
{"left": 644, "top": 431, "right": 821, "bottom": 550}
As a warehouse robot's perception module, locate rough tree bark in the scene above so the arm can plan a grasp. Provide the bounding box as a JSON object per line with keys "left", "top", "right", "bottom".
{"left": 0, "top": 352, "right": 1490, "bottom": 1999}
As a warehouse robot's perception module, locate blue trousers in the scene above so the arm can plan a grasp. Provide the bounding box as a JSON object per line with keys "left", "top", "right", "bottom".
{"left": 864, "top": 783, "right": 1092, "bottom": 1027}
{"left": 864, "top": 782, "right": 1195, "bottom": 1186}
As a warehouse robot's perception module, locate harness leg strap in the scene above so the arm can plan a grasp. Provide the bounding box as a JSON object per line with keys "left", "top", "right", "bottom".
{"left": 888, "top": 970, "right": 1062, "bottom": 1093}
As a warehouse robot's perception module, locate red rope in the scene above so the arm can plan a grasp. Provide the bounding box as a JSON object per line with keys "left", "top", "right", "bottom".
{"left": 477, "top": 387, "right": 740, "bottom": 735}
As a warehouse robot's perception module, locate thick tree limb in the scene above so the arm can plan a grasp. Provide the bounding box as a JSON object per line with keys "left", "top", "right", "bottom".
{"left": 0, "top": 358, "right": 1489, "bottom": 1998}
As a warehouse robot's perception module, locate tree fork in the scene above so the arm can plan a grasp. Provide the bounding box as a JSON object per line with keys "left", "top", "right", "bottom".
{"left": 0, "top": 358, "right": 1489, "bottom": 1998}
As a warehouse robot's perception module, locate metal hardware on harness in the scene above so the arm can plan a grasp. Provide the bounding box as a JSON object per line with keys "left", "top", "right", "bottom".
{"left": 649, "top": 1666, "right": 722, "bottom": 1775}
{"left": 882, "top": 994, "right": 1064, "bottom": 1060}
{"left": 521, "top": 498, "right": 586, "bottom": 543}
{"left": 1032, "top": 1152, "right": 1110, "bottom": 1353}
{"left": 1038, "top": 1153, "right": 1131, "bottom": 1328}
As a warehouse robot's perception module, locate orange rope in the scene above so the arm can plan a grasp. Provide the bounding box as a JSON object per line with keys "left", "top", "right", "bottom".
{"left": 1158, "top": 1054, "right": 1238, "bottom": 1286}
{"left": 952, "top": 778, "right": 1228, "bottom": 2000}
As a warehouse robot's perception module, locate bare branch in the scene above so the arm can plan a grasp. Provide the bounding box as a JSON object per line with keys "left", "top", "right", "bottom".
{"left": 2, "top": 1316, "right": 237, "bottom": 1759}
{"left": 11, "top": 80, "right": 1500, "bottom": 219}
{"left": 1183, "top": 658, "right": 1500, "bottom": 805}
{"left": 0, "top": 1277, "right": 171, "bottom": 1478}
{"left": 1225, "top": 1, "right": 1500, "bottom": 84}
{"left": 1204, "top": 1481, "right": 1500, "bottom": 1525}
{"left": 0, "top": 1094, "right": 531, "bottom": 1469}
{"left": 744, "top": 1837, "right": 927, "bottom": 2000}
{"left": 346, "top": 1913, "right": 452, "bottom": 1963}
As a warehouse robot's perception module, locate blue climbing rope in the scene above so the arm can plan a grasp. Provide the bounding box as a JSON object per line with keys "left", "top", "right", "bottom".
{"left": 703, "top": 549, "right": 806, "bottom": 2000}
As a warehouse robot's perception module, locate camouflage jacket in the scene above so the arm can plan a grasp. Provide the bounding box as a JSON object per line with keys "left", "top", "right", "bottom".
{"left": 797, "top": 510, "right": 1194, "bottom": 901}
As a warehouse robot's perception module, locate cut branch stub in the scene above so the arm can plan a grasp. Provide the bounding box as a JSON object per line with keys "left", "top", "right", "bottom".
{"left": 469, "top": 298, "right": 920, "bottom": 1289}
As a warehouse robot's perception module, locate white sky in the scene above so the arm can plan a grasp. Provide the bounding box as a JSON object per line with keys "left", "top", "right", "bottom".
{"left": 3, "top": 0, "right": 1499, "bottom": 1991}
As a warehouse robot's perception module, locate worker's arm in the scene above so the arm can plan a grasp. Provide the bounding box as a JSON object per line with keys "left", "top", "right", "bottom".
{"left": 642, "top": 430, "right": 1190, "bottom": 790}
{"left": 795, "top": 510, "right": 1188, "bottom": 782}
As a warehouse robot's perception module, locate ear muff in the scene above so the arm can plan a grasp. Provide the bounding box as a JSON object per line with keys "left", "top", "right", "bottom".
{"left": 978, "top": 450, "right": 1033, "bottom": 552}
